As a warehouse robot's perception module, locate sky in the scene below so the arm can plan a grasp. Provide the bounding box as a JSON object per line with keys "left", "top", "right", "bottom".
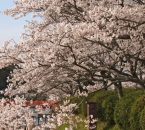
{"left": 0, "top": 0, "right": 30, "bottom": 46}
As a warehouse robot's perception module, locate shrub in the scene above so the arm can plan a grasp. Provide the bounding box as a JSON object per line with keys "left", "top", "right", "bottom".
{"left": 108, "top": 125, "right": 123, "bottom": 130}
{"left": 140, "top": 107, "right": 145, "bottom": 130}
{"left": 123, "top": 88, "right": 142, "bottom": 94}
{"left": 58, "top": 124, "right": 69, "bottom": 130}
{"left": 74, "top": 121, "right": 87, "bottom": 130}
{"left": 130, "top": 95, "right": 145, "bottom": 130}
{"left": 87, "top": 90, "right": 115, "bottom": 120}
{"left": 102, "top": 95, "right": 119, "bottom": 125}
{"left": 70, "top": 90, "right": 115, "bottom": 118}
{"left": 96, "top": 121, "right": 108, "bottom": 130}
{"left": 70, "top": 96, "right": 87, "bottom": 117}
{"left": 114, "top": 90, "right": 144, "bottom": 130}
{"left": 57, "top": 116, "right": 87, "bottom": 130}
{"left": 78, "top": 97, "right": 87, "bottom": 117}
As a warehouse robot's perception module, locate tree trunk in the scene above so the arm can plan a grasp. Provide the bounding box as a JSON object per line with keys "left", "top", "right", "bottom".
{"left": 115, "top": 81, "right": 123, "bottom": 99}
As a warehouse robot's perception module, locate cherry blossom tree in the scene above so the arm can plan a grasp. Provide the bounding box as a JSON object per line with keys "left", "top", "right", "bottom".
{"left": 3, "top": 0, "right": 145, "bottom": 98}
{"left": 0, "top": 0, "right": 145, "bottom": 98}
{"left": 0, "top": 96, "right": 83, "bottom": 130}
{"left": 0, "top": 0, "right": 145, "bottom": 129}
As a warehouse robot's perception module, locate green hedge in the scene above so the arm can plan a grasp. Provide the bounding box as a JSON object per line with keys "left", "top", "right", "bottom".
{"left": 102, "top": 94, "right": 119, "bottom": 125}
{"left": 70, "top": 89, "right": 145, "bottom": 130}
{"left": 97, "top": 121, "right": 108, "bottom": 130}
{"left": 57, "top": 124, "right": 69, "bottom": 130}
{"left": 130, "top": 95, "right": 145, "bottom": 130}
{"left": 88, "top": 90, "right": 115, "bottom": 120}
{"left": 70, "top": 96, "right": 87, "bottom": 117}
{"left": 140, "top": 107, "right": 145, "bottom": 130}
{"left": 114, "top": 90, "right": 144, "bottom": 130}
{"left": 108, "top": 125, "right": 123, "bottom": 130}
{"left": 70, "top": 89, "right": 142, "bottom": 119}
{"left": 70, "top": 90, "right": 113, "bottom": 118}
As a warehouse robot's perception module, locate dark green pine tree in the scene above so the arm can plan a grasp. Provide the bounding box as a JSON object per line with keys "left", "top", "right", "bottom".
{"left": 0, "top": 65, "right": 14, "bottom": 97}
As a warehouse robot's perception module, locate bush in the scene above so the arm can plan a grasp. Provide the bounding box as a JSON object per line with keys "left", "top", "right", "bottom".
{"left": 70, "top": 96, "right": 87, "bottom": 117}
{"left": 108, "top": 125, "right": 123, "bottom": 130}
{"left": 78, "top": 97, "right": 87, "bottom": 117}
{"left": 70, "top": 90, "right": 115, "bottom": 118}
{"left": 140, "top": 107, "right": 145, "bottom": 130}
{"left": 87, "top": 90, "right": 115, "bottom": 120}
{"left": 130, "top": 95, "right": 145, "bottom": 130}
{"left": 58, "top": 124, "right": 69, "bottom": 130}
{"left": 123, "top": 88, "right": 142, "bottom": 94}
{"left": 57, "top": 116, "right": 87, "bottom": 130}
{"left": 102, "top": 95, "right": 119, "bottom": 125}
{"left": 73, "top": 121, "right": 87, "bottom": 130}
{"left": 114, "top": 90, "right": 144, "bottom": 130}
{"left": 96, "top": 121, "right": 108, "bottom": 130}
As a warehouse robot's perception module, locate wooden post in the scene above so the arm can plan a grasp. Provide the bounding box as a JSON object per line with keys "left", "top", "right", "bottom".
{"left": 87, "top": 102, "right": 97, "bottom": 130}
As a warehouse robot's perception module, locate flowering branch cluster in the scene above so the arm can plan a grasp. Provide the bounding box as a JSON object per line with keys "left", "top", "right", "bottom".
{"left": 0, "top": 0, "right": 145, "bottom": 129}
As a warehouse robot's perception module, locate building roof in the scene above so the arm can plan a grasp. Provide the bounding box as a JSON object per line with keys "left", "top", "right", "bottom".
{"left": 25, "top": 100, "right": 58, "bottom": 108}
{"left": 1, "top": 99, "right": 58, "bottom": 108}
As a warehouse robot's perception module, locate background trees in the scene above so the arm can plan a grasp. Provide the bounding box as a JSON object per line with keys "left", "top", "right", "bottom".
{"left": 0, "top": 0, "right": 145, "bottom": 129}
{"left": 0, "top": 65, "right": 13, "bottom": 90}
{"left": 0, "top": 65, "right": 14, "bottom": 98}
{"left": 0, "top": 0, "right": 145, "bottom": 99}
